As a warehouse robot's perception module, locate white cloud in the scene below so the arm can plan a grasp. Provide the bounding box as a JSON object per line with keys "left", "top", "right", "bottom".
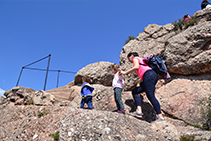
{"left": 0, "top": 88, "right": 5, "bottom": 97}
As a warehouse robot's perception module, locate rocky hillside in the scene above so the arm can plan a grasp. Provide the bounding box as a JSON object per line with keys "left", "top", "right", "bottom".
{"left": 1, "top": 8, "right": 211, "bottom": 141}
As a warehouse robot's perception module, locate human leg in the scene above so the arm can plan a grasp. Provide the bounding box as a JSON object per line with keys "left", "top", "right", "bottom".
{"left": 86, "top": 96, "right": 94, "bottom": 109}
{"left": 143, "top": 70, "right": 162, "bottom": 115}
{"left": 114, "top": 88, "right": 120, "bottom": 110}
{"left": 132, "top": 84, "right": 145, "bottom": 113}
{"left": 114, "top": 87, "right": 125, "bottom": 111}
{"left": 80, "top": 98, "right": 86, "bottom": 109}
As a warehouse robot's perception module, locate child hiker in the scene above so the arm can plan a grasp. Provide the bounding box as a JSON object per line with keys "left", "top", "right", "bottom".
{"left": 111, "top": 63, "right": 125, "bottom": 114}
{"left": 80, "top": 76, "right": 94, "bottom": 110}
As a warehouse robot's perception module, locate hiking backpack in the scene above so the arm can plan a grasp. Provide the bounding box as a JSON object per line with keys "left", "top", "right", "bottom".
{"left": 141, "top": 54, "right": 171, "bottom": 79}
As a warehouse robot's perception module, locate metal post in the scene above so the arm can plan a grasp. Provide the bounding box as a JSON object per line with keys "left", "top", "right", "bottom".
{"left": 56, "top": 70, "right": 60, "bottom": 88}
{"left": 16, "top": 67, "right": 24, "bottom": 87}
{"left": 43, "top": 54, "right": 51, "bottom": 91}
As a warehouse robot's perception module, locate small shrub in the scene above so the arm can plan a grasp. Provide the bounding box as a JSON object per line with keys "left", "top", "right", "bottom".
{"left": 27, "top": 99, "right": 34, "bottom": 105}
{"left": 37, "top": 108, "right": 48, "bottom": 118}
{"left": 49, "top": 132, "right": 59, "bottom": 141}
{"left": 192, "top": 124, "right": 201, "bottom": 128}
{"left": 172, "top": 18, "right": 183, "bottom": 30}
{"left": 179, "top": 134, "right": 195, "bottom": 141}
{"left": 200, "top": 94, "right": 211, "bottom": 130}
{"left": 183, "top": 16, "right": 199, "bottom": 29}
{"left": 172, "top": 16, "right": 198, "bottom": 30}
{"left": 125, "top": 36, "right": 135, "bottom": 44}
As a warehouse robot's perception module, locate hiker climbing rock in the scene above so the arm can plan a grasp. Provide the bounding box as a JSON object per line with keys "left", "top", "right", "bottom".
{"left": 119, "top": 52, "right": 165, "bottom": 123}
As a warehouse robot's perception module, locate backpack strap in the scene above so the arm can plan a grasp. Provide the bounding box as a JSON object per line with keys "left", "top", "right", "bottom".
{"left": 139, "top": 63, "right": 147, "bottom": 66}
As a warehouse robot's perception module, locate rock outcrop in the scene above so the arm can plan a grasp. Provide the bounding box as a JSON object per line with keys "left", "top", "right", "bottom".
{"left": 119, "top": 23, "right": 177, "bottom": 91}
{"left": 74, "top": 61, "right": 114, "bottom": 86}
{"left": 156, "top": 74, "right": 211, "bottom": 125}
{"left": 120, "top": 16, "right": 211, "bottom": 91}
{"left": 3, "top": 87, "right": 55, "bottom": 106}
{"left": 164, "top": 21, "right": 211, "bottom": 75}
{"left": 1, "top": 103, "right": 211, "bottom": 141}
{"left": 193, "top": 7, "right": 211, "bottom": 23}
{"left": 46, "top": 81, "right": 75, "bottom": 103}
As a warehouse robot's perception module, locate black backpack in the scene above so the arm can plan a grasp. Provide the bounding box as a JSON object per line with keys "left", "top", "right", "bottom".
{"left": 140, "top": 54, "right": 170, "bottom": 79}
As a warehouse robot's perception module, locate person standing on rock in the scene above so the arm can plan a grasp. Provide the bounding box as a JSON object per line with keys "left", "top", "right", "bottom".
{"left": 80, "top": 76, "right": 94, "bottom": 110}
{"left": 111, "top": 63, "right": 125, "bottom": 114}
{"left": 119, "top": 52, "right": 165, "bottom": 123}
{"left": 201, "top": 0, "right": 211, "bottom": 9}
{"left": 182, "top": 14, "right": 192, "bottom": 25}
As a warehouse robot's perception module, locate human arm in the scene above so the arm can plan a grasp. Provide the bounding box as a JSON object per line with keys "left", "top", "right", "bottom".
{"left": 119, "top": 58, "right": 139, "bottom": 75}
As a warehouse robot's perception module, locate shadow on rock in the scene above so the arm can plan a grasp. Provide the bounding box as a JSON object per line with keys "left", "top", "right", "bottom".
{"left": 125, "top": 95, "right": 157, "bottom": 123}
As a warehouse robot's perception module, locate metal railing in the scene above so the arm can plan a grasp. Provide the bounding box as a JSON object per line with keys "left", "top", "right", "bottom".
{"left": 16, "top": 54, "right": 76, "bottom": 91}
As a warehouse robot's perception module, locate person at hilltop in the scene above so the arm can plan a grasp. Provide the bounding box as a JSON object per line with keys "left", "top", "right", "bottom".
{"left": 182, "top": 14, "right": 192, "bottom": 25}
{"left": 119, "top": 52, "right": 165, "bottom": 123}
{"left": 201, "top": 0, "right": 211, "bottom": 9}
{"left": 80, "top": 76, "right": 94, "bottom": 110}
{"left": 111, "top": 63, "right": 125, "bottom": 114}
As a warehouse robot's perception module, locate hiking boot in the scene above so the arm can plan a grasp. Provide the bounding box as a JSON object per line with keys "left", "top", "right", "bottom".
{"left": 151, "top": 117, "right": 165, "bottom": 123}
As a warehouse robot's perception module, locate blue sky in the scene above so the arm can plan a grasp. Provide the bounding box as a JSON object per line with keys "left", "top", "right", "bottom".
{"left": 0, "top": 0, "right": 201, "bottom": 96}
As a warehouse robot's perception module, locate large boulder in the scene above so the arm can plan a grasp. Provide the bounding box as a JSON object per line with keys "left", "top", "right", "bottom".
{"left": 74, "top": 61, "right": 114, "bottom": 86}
{"left": 164, "top": 21, "right": 211, "bottom": 75}
{"left": 156, "top": 74, "right": 211, "bottom": 125}
{"left": 120, "top": 23, "right": 176, "bottom": 91}
{"left": 3, "top": 87, "right": 55, "bottom": 106}
{"left": 120, "top": 21, "right": 211, "bottom": 91}
{"left": 32, "top": 91, "right": 55, "bottom": 106}
{"left": 46, "top": 81, "right": 75, "bottom": 103}
{"left": 193, "top": 7, "right": 211, "bottom": 24}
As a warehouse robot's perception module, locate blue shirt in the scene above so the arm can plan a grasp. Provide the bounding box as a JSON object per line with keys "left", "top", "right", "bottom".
{"left": 81, "top": 82, "right": 94, "bottom": 98}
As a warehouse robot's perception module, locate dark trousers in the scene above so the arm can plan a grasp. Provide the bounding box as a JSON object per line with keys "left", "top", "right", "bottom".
{"left": 132, "top": 70, "right": 161, "bottom": 114}
{"left": 80, "top": 96, "right": 94, "bottom": 109}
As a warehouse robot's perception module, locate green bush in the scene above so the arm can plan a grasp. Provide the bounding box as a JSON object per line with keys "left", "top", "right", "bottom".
{"left": 179, "top": 134, "right": 195, "bottom": 141}
{"left": 172, "top": 18, "right": 183, "bottom": 30}
{"left": 200, "top": 94, "right": 211, "bottom": 130}
{"left": 125, "top": 36, "right": 135, "bottom": 44}
{"left": 172, "top": 16, "right": 198, "bottom": 30}
{"left": 183, "top": 16, "right": 199, "bottom": 29}
{"left": 27, "top": 99, "right": 34, "bottom": 105}
{"left": 37, "top": 108, "right": 48, "bottom": 118}
{"left": 49, "top": 132, "right": 59, "bottom": 141}
{"left": 192, "top": 124, "right": 201, "bottom": 128}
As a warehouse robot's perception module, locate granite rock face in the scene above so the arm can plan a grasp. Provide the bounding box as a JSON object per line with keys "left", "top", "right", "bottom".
{"left": 74, "top": 61, "right": 114, "bottom": 86}
{"left": 193, "top": 7, "right": 211, "bottom": 23}
{"left": 120, "top": 18, "right": 211, "bottom": 91}
{"left": 164, "top": 21, "right": 211, "bottom": 75}
{"left": 156, "top": 74, "right": 211, "bottom": 125}
{"left": 3, "top": 87, "right": 55, "bottom": 106}
{"left": 1, "top": 103, "right": 211, "bottom": 141}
